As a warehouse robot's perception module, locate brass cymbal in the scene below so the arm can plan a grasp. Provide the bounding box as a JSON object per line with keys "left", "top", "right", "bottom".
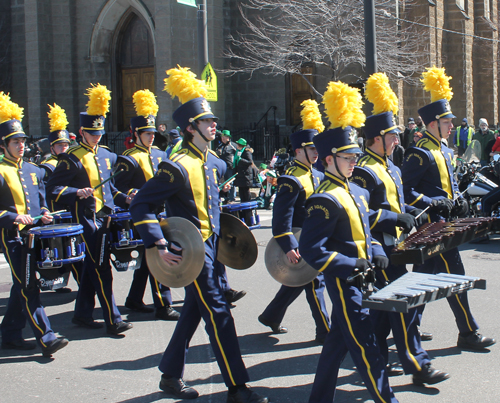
{"left": 265, "top": 228, "right": 319, "bottom": 287}
{"left": 146, "top": 217, "right": 205, "bottom": 288}
{"left": 217, "top": 213, "right": 258, "bottom": 270}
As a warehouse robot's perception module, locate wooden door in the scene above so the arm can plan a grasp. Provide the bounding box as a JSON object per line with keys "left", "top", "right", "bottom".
{"left": 290, "top": 66, "right": 316, "bottom": 126}
{"left": 121, "top": 67, "right": 155, "bottom": 130}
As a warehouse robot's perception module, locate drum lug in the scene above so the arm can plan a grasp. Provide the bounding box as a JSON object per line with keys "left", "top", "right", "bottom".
{"left": 119, "top": 229, "right": 130, "bottom": 247}
{"left": 42, "top": 248, "right": 55, "bottom": 268}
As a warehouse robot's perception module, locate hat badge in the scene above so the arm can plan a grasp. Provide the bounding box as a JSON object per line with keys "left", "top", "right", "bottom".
{"left": 93, "top": 117, "right": 104, "bottom": 129}
{"left": 349, "top": 129, "right": 357, "bottom": 144}
{"left": 200, "top": 99, "right": 212, "bottom": 113}
{"left": 444, "top": 100, "right": 451, "bottom": 112}
{"left": 146, "top": 116, "right": 155, "bottom": 126}
{"left": 12, "top": 121, "right": 23, "bottom": 132}
{"left": 58, "top": 131, "right": 67, "bottom": 139}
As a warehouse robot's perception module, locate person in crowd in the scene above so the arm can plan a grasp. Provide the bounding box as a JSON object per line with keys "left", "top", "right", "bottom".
{"left": 454, "top": 118, "right": 474, "bottom": 157}
{"left": 472, "top": 118, "right": 496, "bottom": 166}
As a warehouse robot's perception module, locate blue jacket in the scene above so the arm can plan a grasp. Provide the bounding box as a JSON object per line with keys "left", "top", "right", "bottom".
{"left": 0, "top": 157, "right": 49, "bottom": 230}
{"left": 352, "top": 148, "right": 416, "bottom": 239}
{"left": 401, "top": 132, "right": 458, "bottom": 220}
{"left": 272, "top": 159, "right": 323, "bottom": 253}
{"left": 299, "top": 172, "right": 385, "bottom": 280}
{"left": 114, "top": 144, "right": 168, "bottom": 194}
{"left": 46, "top": 143, "right": 128, "bottom": 216}
{"left": 130, "top": 141, "right": 226, "bottom": 247}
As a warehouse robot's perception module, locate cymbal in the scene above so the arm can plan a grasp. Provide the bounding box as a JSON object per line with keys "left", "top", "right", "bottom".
{"left": 265, "top": 228, "right": 318, "bottom": 287}
{"left": 217, "top": 213, "right": 258, "bottom": 270}
{"left": 146, "top": 217, "right": 205, "bottom": 288}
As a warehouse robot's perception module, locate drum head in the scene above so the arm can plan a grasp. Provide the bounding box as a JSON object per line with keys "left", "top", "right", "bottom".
{"left": 146, "top": 217, "right": 205, "bottom": 288}
{"left": 28, "top": 223, "right": 83, "bottom": 237}
{"left": 217, "top": 213, "right": 258, "bottom": 270}
{"left": 265, "top": 228, "right": 318, "bottom": 287}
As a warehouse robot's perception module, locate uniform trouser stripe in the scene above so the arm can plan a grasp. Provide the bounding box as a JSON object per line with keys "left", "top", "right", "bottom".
{"left": 337, "top": 278, "right": 388, "bottom": 403}
{"left": 399, "top": 312, "right": 422, "bottom": 372}
{"left": 308, "top": 279, "right": 330, "bottom": 333}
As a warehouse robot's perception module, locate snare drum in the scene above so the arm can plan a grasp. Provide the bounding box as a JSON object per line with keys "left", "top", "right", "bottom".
{"left": 222, "top": 201, "right": 261, "bottom": 230}
{"left": 52, "top": 211, "right": 73, "bottom": 224}
{"left": 27, "top": 224, "right": 86, "bottom": 281}
{"left": 108, "top": 211, "right": 144, "bottom": 272}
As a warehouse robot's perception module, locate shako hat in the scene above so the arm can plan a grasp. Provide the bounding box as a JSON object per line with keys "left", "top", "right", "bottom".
{"left": 290, "top": 99, "right": 324, "bottom": 150}
{"left": 417, "top": 67, "right": 455, "bottom": 125}
{"left": 0, "top": 92, "right": 27, "bottom": 143}
{"left": 47, "top": 103, "right": 71, "bottom": 145}
{"left": 130, "top": 89, "right": 159, "bottom": 133}
{"left": 80, "top": 84, "right": 111, "bottom": 135}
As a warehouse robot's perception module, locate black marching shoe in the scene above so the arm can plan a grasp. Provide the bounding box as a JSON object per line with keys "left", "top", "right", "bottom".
{"left": 159, "top": 375, "right": 199, "bottom": 399}
{"left": 72, "top": 316, "right": 104, "bottom": 329}
{"left": 155, "top": 306, "right": 180, "bottom": 321}
{"left": 125, "top": 298, "right": 155, "bottom": 313}
{"left": 106, "top": 321, "right": 133, "bottom": 335}
{"left": 457, "top": 331, "right": 496, "bottom": 350}
{"left": 227, "top": 386, "right": 268, "bottom": 403}
{"left": 419, "top": 330, "right": 433, "bottom": 341}
{"left": 225, "top": 289, "right": 247, "bottom": 304}
{"left": 413, "top": 363, "right": 450, "bottom": 386}
{"left": 1, "top": 338, "right": 36, "bottom": 350}
{"left": 386, "top": 363, "right": 404, "bottom": 377}
{"left": 41, "top": 337, "right": 69, "bottom": 357}
{"left": 258, "top": 315, "right": 287, "bottom": 334}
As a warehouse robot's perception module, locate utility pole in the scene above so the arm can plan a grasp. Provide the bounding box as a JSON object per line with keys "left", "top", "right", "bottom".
{"left": 364, "top": 0, "right": 377, "bottom": 76}
{"left": 197, "top": 0, "right": 209, "bottom": 75}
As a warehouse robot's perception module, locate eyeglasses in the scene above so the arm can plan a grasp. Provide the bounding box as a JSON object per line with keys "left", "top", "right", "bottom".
{"left": 336, "top": 155, "right": 359, "bottom": 163}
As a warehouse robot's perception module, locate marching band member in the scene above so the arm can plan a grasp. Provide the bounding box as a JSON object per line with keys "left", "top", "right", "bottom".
{"left": 130, "top": 66, "right": 268, "bottom": 402}
{"left": 114, "top": 89, "right": 179, "bottom": 321}
{"left": 352, "top": 73, "right": 449, "bottom": 385}
{"left": 46, "top": 84, "right": 133, "bottom": 335}
{"left": 401, "top": 67, "right": 495, "bottom": 350}
{"left": 299, "top": 82, "right": 397, "bottom": 403}
{"left": 259, "top": 100, "right": 330, "bottom": 343}
{"left": 0, "top": 93, "right": 68, "bottom": 356}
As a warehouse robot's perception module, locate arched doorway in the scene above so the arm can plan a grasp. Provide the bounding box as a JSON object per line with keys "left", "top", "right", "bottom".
{"left": 116, "top": 13, "right": 155, "bottom": 131}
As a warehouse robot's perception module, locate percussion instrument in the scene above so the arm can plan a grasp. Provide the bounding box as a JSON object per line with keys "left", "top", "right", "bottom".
{"left": 217, "top": 213, "right": 258, "bottom": 270}
{"left": 391, "top": 217, "right": 498, "bottom": 265}
{"left": 27, "top": 224, "right": 86, "bottom": 270}
{"left": 108, "top": 211, "right": 144, "bottom": 272}
{"left": 39, "top": 272, "right": 71, "bottom": 291}
{"left": 52, "top": 211, "right": 73, "bottom": 224}
{"left": 222, "top": 201, "right": 261, "bottom": 229}
{"left": 146, "top": 217, "right": 205, "bottom": 288}
{"left": 361, "top": 272, "right": 486, "bottom": 313}
{"left": 265, "top": 228, "right": 319, "bottom": 287}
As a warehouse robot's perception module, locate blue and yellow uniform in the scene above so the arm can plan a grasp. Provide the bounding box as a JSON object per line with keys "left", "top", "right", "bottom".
{"left": 261, "top": 159, "right": 330, "bottom": 340}
{"left": 300, "top": 173, "right": 397, "bottom": 403}
{"left": 353, "top": 149, "right": 431, "bottom": 374}
{"left": 130, "top": 141, "right": 250, "bottom": 387}
{"left": 402, "top": 132, "right": 478, "bottom": 334}
{"left": 46, "top": 142, "right": 128, "bottom": 326}
{"left": 0, "top": 157, "right": 58, "bottom": 348}
{"left": 114, "top": 144, "right": 174, "bottom": 312}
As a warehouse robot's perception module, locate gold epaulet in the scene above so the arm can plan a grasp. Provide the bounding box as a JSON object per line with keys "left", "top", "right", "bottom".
{"left": 208, "top": 149, "right": 219, "bottom": 158}
{"left": 67, "top": 145, "right": 82, "bottom": 155}
{"left": 99, "top": 145, "right": 110, "bottom": 150}
{"left": 151, "top": 145, "right": 160, "bottom": 150}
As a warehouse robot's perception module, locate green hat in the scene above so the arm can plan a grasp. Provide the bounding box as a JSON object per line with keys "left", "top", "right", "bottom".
{"left": 259, "top": 163, "right": 267, "bottom": 169}
{"left": 266, "top": 170, "right": 277, "bottom": 178}
{"left": 222, "top": 130, "right": 231, "bottom": 137}
{"left": 236, "top": 138, "right": 247, "bottom": 146}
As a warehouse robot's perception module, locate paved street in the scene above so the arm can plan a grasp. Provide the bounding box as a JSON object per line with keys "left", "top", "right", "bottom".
{"left": 0, "top": 210, "right": 499, "bottom": 402}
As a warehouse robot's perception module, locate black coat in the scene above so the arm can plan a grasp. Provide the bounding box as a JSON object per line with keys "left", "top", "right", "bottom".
{"left": 234, "top": 148, "right": 254, "bottom": 187}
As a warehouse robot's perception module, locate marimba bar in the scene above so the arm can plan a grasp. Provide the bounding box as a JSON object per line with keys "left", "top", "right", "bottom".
{"left": 361, "top": 272, "right": 486, "bottom": 313}
{"left": 391, "top": 217, "right": 498, "bottom": 265}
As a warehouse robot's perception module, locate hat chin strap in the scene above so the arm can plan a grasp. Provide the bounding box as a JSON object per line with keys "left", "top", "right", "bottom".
{"left": 333, "top": 153, "right": 348, "bottom": 183}
{"left": 303, "top": 148, "right": 312, "bottom": 166}
{"left": 381, "top": 135, "right": 388, "bottom": 159}
{"left": 191, "top": 121, "right": 210, "bottom": 143}
{"left": 436, "top": 118, "right": 443, "bottom": 140}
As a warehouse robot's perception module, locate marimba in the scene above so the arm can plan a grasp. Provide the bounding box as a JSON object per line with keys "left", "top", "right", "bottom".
{"left": 361, "top": 272, "right": 486, "bottom": 313}
{"left": 391, "top": 217, "right": 498, "bottom": 265}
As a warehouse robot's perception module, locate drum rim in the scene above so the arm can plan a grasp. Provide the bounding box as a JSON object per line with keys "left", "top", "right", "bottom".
{"left": 28, "top": 223, "right": 84, "bottom": 236}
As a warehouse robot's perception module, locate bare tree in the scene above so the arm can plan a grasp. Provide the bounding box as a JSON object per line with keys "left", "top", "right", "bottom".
{"left": 222, "top": 0, "right": 424, "bottom": 92}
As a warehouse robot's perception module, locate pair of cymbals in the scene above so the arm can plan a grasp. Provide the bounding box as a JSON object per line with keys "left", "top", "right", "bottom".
{"left": 146, "top": 214, "right": 258, "bottom": 287}
{"left": 265, "top": 228, "right": 319, "bottom": 287}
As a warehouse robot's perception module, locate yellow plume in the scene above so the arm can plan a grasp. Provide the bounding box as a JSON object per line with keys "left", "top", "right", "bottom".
{"left": 47, "top": 103, "right": 69, "bottom": 132}
{"left": 133, "top": 89, "right": 159, "bottom": 117}
{"left": 365, "top": 73, "right": 398, "bottom": 115}
{"left": 0, "top": 91, "right": 24, "bottom": 123}
{"left": 300, "top": 100, "right": 324, "bottom": 132}
{"left": 322, "top": 82, "right": 365, "bottom": 129}
{"left": 163, "top": 65, "right": 207, "bottom": 104}
{"left": 85, "top": 84, "right": 111, "bottom": 116}
{"left": 421, "top": 67, "right": 453, "bottom": 103}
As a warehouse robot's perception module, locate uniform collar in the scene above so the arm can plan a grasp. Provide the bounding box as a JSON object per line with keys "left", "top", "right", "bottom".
{"left": 81, "top": 142, "right": 98, "bottom": 154}
{"left": 423, "top": 131, "right": 441, "bottom": 148}
{"left": 294, "top": 159, "right": 312, "bottom": 172}
{"left": 186, "top": 141, "right": 208, "bottom": 162}
{"left": 325, "top": 171, "right": 348, "bottom": 190}
{"left": 2, "top": 156, "right": 23, "bottom": 169}
{"left": 134, "top": 144, "right": 150, "bottom": 154}
{"left": 366, "top": 148, "right": 387, "bottom": 167}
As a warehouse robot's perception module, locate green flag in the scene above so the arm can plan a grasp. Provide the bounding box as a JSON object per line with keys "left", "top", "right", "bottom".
{"left": 177, "top": 0, "right": 197, "bottom": 7}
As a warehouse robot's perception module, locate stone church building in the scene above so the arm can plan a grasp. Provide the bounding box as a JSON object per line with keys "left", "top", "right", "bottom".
{"left": 0, "top": 0, "right": 498, "bottom": 159}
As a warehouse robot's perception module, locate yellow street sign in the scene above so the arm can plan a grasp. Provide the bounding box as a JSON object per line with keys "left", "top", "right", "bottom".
{"left": 201, "top": 63, "right": 218, "bottom": 102}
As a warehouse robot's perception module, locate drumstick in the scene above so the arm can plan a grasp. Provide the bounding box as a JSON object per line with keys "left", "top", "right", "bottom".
{"left": 93, "top": 168, "right": 124, "bottom": 190}
{"left": 31, "top": 209, "right": 67, "bottom": 220}
{"left": 219, "top": 173, "right": 237, "bottom": 190}
{"left": 414, "top": 186, "right": 472, "bottom": 220}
